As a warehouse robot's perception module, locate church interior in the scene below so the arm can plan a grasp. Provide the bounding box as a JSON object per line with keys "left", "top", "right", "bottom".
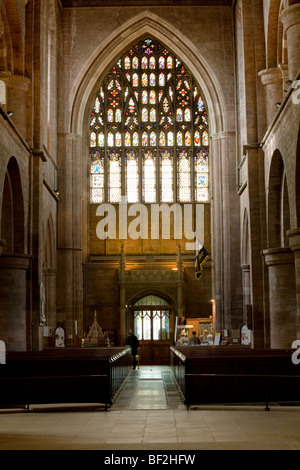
{"left": 0, "top": 0, "right": 300, "bottom": 451}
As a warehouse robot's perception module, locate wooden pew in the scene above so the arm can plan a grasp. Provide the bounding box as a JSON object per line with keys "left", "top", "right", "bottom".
{"left": 0, "top": 347, "right": 131, "bottom": 410}
{"left": 170, "top": 346, "right": 300, "bottom": 408}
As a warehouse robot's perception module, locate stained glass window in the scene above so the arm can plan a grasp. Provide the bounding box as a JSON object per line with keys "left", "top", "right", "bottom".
{"left": 89, "top": 37, "right": 209, "bottom": 204}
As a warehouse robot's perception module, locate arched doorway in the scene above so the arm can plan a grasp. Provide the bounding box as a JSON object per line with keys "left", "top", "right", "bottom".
{"left": 129, "top": 294, "right": 174, "bottom": 365}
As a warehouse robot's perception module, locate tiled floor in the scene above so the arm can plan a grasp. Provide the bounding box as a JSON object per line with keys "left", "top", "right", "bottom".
{"left": 1, "top": 366, "right": 300, "bottom": 450}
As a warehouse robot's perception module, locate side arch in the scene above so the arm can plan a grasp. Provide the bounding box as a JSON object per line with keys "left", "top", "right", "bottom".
{"left": 1, "top": 156, "right": 25, "bottom": 254}
{"left": 267, "top": 149, "right": 291, "bottom": 249}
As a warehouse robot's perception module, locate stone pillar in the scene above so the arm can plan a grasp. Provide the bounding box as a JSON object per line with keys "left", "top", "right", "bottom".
{"left": 241, "top": 263, "right": 251, "bottom": 325}
{"left": 177, "top": 244, "right": 184, "bottom": 318}
{"left": 0, "top": 254, "right": 30, "bottom": 351}
{"left": 57, "top": 133, "right": 83, "bottom": 347}
{"left": 280, "top": 3, "right": 300, "bottom": 81}
{"left": 263, "top": 247, "right": 297, "bottom": 348}
{"left": 211, "top": 131, "right": 242, "bottom": 333}
{"left": 43, "top": 268, "right": 57, "bottom": 348}
{"left": 258, "top": 68, "right": 283, "bottom": 127}
{"left": 119, "top": 245, "right": 127, "bottom": 345}
{"left": 287, "top": 228, "right": 300, "bottom": 340}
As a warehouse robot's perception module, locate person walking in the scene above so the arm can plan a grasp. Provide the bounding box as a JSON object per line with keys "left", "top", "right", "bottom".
{"left": 126, "top": 329, "right": 139, "bottom": 370}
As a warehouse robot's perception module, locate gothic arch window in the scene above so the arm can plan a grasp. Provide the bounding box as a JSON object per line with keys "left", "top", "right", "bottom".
{"left": 89, "top": 37, "right": 209, "bottom": 204}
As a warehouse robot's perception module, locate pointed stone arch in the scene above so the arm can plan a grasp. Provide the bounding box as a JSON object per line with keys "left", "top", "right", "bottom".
{"left": 1, "top": 156, "right": 25, "bottom": 254}
{"left": 69, "top": 10, "right": 227, "bottom": 137}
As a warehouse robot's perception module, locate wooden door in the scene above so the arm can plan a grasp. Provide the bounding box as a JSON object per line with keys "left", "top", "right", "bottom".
{"left": 130, "top": 307, "right": 173, "bottom": 365}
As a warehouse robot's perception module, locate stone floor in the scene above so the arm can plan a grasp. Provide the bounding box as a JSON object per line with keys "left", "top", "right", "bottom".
{"left": 1, "top": 366, "right": 300, "bottom": 450}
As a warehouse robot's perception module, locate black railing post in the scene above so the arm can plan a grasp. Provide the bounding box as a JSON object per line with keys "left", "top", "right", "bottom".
{"left": 265, "top": 376, "right": 270, "bottom": 411}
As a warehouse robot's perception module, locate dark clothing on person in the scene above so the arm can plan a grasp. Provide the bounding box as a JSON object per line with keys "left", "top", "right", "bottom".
{"left": 126, "top": 332, "right": 139, "bottom": 369}
{"left": 188, "top": 332, "right": 200, "bottom": 345}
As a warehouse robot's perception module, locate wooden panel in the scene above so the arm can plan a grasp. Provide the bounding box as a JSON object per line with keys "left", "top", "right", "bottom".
{"left": 139, "top": 341, "right": 171, "bottom": 365}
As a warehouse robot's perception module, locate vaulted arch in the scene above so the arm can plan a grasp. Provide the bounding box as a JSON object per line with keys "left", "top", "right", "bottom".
{"left": 69, "top": 10, "right": 227, "bottom": 137}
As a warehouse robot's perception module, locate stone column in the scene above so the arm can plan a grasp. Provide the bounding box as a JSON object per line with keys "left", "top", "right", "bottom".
{"left": 241, "top": 263, "right": 251, "bottom": 325}
{"left": 258, "top": 68, "right": 283, "bottom": 127}
{"left": 263, "top": 247, "right": 297, "bottom": 348}
{"left": 0, "top": 254, "right": 30, "bottom": 351}
{"left": 177, "top": 244, "right": 184, "bottom": 318}
{"left": 119, "top": 245, "right": 127, "bottom": 345}
{"left": 43, "top": 268, "right": 57, "bottom": 348}
{"left": 281, "top": 3, "right": 300, "bottom": 81}
{"left": 57, "top": 133, "right": 83, "bottom": 347}
{"left": 287, "top": 228, "right": 300, "bottom": 340}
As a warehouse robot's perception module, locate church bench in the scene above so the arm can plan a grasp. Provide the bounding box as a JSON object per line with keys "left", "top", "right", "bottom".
{"left": 171, "top": 346, "right": 300, "bottom": 408}
{"left": 0, "top": 347, "right": 131, "bottom": 410}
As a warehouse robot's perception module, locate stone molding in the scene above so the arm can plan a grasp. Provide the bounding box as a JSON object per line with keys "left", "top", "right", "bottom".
{"left": 280, "top": 3, "right": 300, "bottom": 33}
{"left": 0, "top": 254, "right": 30, "bottom": 270}
{"left": 262, "top": 247, "right": 294, "bottom": 266}
{"left": 287, "top": 228, "right": 300, "bottom": 252}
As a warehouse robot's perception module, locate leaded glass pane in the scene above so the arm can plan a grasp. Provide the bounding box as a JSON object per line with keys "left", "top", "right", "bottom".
{"left": 109, "top": 151, "right": 121, "bottom": 203}
{"left": 195, "top": 150, "right": 209, "bottom": 202}
{"left": 142, "top": 108, "right": 148, "bottom": 122}
{"left": 126, "top": 150, "right": 139, "bottom": 203}
{"left": 176, "top": 108, "right": 183, "bottom": 122}
{"left": 94, "top": 97, "right": 100, "bottom": 113}
{"left": 194, "top": 129, "right": 201, "bottom": 146}
{"left": 150, "top": 107, "right": 156, "bottom": 122}
{"left": 132, "top": 56, "right": 138, "bottom": 69}
{"left": 150, "top": 90, "right": 156, "bottom": 104}
{"left": 178, "top": 151, "right": 191, "bottom": 202}
{"left": 177, "top": 131, "right": 183, "bottom": 146}
{"left": 185, "top": 108, "right": 191, "bottom": 121}
{"left": 149, "top": 73, "right": 155, "bottom": 86}
{"left": 142, "top": 73, "right": 148, "bottom": 86}
{"left": 150, "top": 131, "right": 156, "bottom": 146}
{"left": 132, "top": 73, "right": 138, "bottom": 87}
{"left": 115, "top": 109, "right": 121, "bottom": 122}
{"left": 98, "top": 132, "right": 104, "bottom": 147}
{"left": 125, "top": 131, "right": 131, "bottom": 146}
{"left": 202, "top": 130, "right": 209, "bottom": 146}
{"left": 133, "top": 132, "right": 139, "bottom": 147}
{"left": 159, "top": 56, "right": 165, "bottom": 69}
{"left": 159, "top": 131, "right": 166, "bottom": 146}
{"left": 142, "top": 131, "right": 148, "bottom": 146}
{"left": 150, "top": 56, "right": 155, "bottom": 69}
{"left": 142, "top": 90, "right": 148, "bottom": 104}
{"left": 116, "top": 132, "right": 121, "bottom": 146}
{"left": 143, "top": 151, "right": 156, "bottom": 203}
{"left": 90, "top": 131, "right": 96, "bottom": 147}
{"left": 90, "top": 152, "right": 105, "bottom": 203}
{"left": 161, "top": 150, "right": 173, "bottom": 202}
{"left": 124, "top": 56, "right": 130, "bottom": 69}
{"left": 142, "top": 56, "right": 148, "bottom": 69}
{"left": 107, "top": 109, "right": 113, "bottom": 122}
{"left": 107, "top": 131, "right": 114, "bottom": 147}
{"left": 159, "top": 73, "right": 165, "bottom": 86}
